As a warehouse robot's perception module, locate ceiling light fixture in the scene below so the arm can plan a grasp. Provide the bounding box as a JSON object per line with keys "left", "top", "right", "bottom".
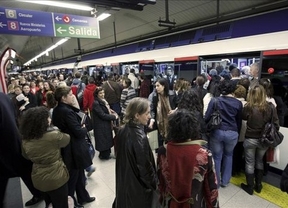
{"left": 97, "top": 13, "right": 111, "bottom": 21}
{"left": 24, "top": 38, "right": 70, "bottom": 66}
{"left": 17, "top": 0, "right": 94, "bottom": 11}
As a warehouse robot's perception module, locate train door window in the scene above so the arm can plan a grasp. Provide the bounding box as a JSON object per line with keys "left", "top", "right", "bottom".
{"left": 120, "top": 62, "right": 139, "bottom": 75}
{"left": 154, "top": 62, "right": 175, "bottom": 81}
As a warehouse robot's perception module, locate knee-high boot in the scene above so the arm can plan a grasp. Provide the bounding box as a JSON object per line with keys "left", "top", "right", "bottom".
{"left": 254, "top": 169, "right": 263, "bottom": 193}
{"left": 241, "top": 173, "right": 254, "bottom": 195}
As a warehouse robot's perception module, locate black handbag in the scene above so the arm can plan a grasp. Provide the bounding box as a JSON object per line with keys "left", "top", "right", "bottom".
{"left": 207, "top": 98, "right": 222, "bottom": 132}
{"left": 260, "top": 104, "right": 284, "bottom": 147}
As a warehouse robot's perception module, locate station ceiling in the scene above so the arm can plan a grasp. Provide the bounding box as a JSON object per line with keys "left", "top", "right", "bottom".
{"left": 0, "top": 0, "right": 288, "bottom": 69}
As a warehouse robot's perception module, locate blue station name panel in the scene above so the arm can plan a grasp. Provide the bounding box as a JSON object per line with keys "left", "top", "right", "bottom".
{"left": 0, "top": 6, "right": 54, "bottom": 37}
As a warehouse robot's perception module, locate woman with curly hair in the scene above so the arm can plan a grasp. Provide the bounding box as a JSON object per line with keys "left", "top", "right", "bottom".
{"left": 205, "top": 79, "right": 242, "bottom": 188}
{"left": 157, "top": 109, "right": 219, "bottom": 208}
{"left": 178, "top": 89, "right": 207, "bottom": 140}
{"left": 20, "top": 106, "right": 70, "bottom": 208}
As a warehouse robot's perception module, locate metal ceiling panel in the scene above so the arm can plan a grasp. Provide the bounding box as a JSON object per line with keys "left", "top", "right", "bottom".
{"left": 0, "top": 0, "right": 287, "bottom": 68}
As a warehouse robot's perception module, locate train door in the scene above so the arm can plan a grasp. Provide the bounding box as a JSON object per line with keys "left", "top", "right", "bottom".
{"left": 174, "top": 56, "right": 199, "bottom": 83}
{"left": 139, "top": 59, "right": 154, "bottom": 78}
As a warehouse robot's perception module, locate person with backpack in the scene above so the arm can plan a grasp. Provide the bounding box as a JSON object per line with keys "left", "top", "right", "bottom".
{"left": 71, "top": 72, "right": 86, "bottom": 110}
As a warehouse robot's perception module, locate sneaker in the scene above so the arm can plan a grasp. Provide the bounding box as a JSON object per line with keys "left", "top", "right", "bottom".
{"left": 87, "top": 166, "right": 96, "bottom": 177}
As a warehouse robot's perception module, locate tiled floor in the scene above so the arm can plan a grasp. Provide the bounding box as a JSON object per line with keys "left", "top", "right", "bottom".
{"left": 20, "top": 148, "right": 280, "bottom": 208}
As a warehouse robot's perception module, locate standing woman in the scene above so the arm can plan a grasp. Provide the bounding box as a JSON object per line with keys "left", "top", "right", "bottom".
{"left": 51, "top": 86, "right": 95, "bottom": 207}
{"left": 149, "top": 78, "right": 177, "bottom": 147}
{"left": 20, "top": 106, "right": 70, "bottom": 208}
{"left": 241, "top": 85, "right": 279, "bottom": 195}
{"left": 205, "top": 80, "right": 242, "bottom": 188}
{"left": 114, "top": 98, "right": 157, "bottom": 208}
{"left": 92, "top": 87, "right": 118, "bottom": 160}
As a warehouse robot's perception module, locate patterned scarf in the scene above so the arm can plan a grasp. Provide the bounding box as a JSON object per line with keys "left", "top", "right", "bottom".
{"left": 157, "top": 94, "right": 171, "bottom": 139}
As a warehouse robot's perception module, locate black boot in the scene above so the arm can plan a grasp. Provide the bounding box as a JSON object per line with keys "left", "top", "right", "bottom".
{"left": 241, "top": 173, "right": 254, "bottom": 195}
{"left": 254, "top": 169, "right": 263, "bottom": 193}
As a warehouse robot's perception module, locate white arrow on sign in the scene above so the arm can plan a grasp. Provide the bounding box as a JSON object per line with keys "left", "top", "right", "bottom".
{"left": 0, "top": 12, "right": 4, "bottom": 15}
{"left": 0, "top": 22, "right": 7, "bottom": 28}
{"left": 57, "top": 27, "right": 67, "bottom": 34}
{"left": 55, "top": 16, "right": 62, "bottom": 21}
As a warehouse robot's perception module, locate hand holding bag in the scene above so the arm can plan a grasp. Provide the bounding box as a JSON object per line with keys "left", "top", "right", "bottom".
{"left": 260, "top": 104, "right": 284, "bottom": 147}
{"left": 206, "top": 98, "right": 222, "bottom": 132}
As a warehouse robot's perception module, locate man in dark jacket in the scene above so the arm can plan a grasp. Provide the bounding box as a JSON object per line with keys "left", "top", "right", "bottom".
{"left": 0, "top": 92, "right": 43, "bottom": 207}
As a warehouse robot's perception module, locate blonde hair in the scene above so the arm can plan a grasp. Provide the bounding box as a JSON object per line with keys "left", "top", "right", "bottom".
{"left": 246, "top": 85, "right": 268, "bottom": 113}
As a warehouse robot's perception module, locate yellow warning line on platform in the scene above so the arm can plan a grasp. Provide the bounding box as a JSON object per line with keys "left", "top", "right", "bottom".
{"left": 230, "top": 174, "right": 288, "bottom": 207}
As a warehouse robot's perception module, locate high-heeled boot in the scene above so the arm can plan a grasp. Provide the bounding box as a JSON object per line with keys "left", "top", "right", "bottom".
{"left": 241, "top": 173, "right": 254, "bottom": 195}
{"left": 254, "top": 169, "right": 263, "bottom": 193}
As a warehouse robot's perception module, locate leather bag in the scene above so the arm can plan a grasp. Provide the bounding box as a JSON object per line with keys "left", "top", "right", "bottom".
{"left": 260, "top": 104, "right": 284, "bottom": 147}
{"left": 207, "top": 98, "right": 222, "bottom": 132}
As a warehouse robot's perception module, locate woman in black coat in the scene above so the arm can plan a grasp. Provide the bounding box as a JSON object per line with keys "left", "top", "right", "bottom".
{"left": 51, "top": 86, "right": 95, "bottom": 207}
{"left": 92, "top": 87, "right": 118, "bottom": 160}
{"left": 113, "top": 97, "right": 157, "bottom": 208}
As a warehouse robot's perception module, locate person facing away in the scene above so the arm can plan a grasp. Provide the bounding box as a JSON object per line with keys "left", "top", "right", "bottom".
{"left": 120, "top": 78, "right": 137, "bottom": 118}
{"left": 0, "top": 92, "right": 43, "bottom": 208}
{"left": 241, "top": 85, "right": 279, "bottom": 195}
{"left": 204, "top": 79, "right": 242, "bottom": 188}
{"left": 113, "top": 97, "right": 157, "bottom": 208}
{"left": 157, "top": 109, "right": 219, "bottom": 208}
{"left": 20, "top": 106, "right": 70, "bottom": 208}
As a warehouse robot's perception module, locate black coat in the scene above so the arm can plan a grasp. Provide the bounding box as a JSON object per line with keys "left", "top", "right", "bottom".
{"left": 92, "top": 98, "right": 116, "bottom": 152}
{"left": 0, "top": 92, "right": 33, "bottom": 178}
{"left": 52, "top": 102, "right": 92, "bottom": 170}
{"left": 114, "top": 121, "right": 157, "bottom": 208}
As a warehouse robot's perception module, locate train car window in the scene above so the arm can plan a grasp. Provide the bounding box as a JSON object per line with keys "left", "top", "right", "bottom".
{"left": 120, "top": 63, "right": 139, "bottom": 75}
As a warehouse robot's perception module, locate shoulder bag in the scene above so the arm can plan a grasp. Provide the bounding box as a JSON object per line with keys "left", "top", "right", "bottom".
{"left": 207, "top": 98, "right": 222, "bottom": 132}
{"left": 260, "top": 104, "right": 284, "bottom": 147}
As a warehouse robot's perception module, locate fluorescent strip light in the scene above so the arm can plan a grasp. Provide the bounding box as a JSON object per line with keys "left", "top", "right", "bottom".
{"left": 97, "top": 13, "right": 111, "bottom": 21}
{"left": 56, "top": 38, "right": 69, "bottom": 46}
{"left": 17, "top": 0, "right": 94, "bottom": 11}
{"left": 24, "top": 38, "right": 69, "bottom": 65}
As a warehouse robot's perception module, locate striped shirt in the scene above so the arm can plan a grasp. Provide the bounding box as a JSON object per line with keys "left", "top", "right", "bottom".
{"left": 120, "top": 86, "right": 137, "bottom": 114}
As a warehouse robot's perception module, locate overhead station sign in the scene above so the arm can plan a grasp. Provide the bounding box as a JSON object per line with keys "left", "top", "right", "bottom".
{"left": 0, "top": 6, "right": 100, "bottom": 39}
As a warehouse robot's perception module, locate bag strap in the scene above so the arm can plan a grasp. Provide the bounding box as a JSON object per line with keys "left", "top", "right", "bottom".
{"left": 106, "top": 81, "right": 115, "bottom": 92}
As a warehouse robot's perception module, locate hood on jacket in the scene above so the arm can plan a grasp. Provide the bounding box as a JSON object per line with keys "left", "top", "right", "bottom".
{"left": 86, "top": 84, "right": 97, "bottom": 92}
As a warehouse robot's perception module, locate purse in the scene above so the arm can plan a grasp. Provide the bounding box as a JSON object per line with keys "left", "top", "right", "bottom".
{"left": 260, "top": 104, "right": 284, "bottom": 147}
{"left": 206, "top": 98, "right": 222, "bottom": 132}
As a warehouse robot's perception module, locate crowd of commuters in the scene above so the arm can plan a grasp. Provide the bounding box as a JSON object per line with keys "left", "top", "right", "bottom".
{"left": 1, "top": 62, "right": 288, "bottom": 208}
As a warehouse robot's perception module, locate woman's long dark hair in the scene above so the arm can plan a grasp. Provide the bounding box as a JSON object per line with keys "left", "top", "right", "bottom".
{"left": 156, "top": 78, "right": 169, "bottom": 97}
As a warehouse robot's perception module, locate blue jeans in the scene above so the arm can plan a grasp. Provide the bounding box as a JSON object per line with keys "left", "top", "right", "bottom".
{"left": 243, "top": 138, "right": 268, "bottom": 174}
{"left": 210, "top": 129, "right": 238, "bottom": 187}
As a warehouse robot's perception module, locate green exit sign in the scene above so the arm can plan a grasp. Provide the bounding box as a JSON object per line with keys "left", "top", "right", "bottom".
{"left": 55, "top": 24, "right": 100, "bottom": 38}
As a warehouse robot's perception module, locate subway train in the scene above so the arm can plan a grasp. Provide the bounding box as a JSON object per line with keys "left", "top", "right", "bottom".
{"left": 22, "top": 7, "right": 288, "bottom": 173}
{"left": 32, "top": 30, "right": 288, "bottom": 173}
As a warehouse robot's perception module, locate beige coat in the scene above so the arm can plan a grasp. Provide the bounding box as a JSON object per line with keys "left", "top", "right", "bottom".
{"left": 22, "top": 128, "right": 70, "bottom": 192}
